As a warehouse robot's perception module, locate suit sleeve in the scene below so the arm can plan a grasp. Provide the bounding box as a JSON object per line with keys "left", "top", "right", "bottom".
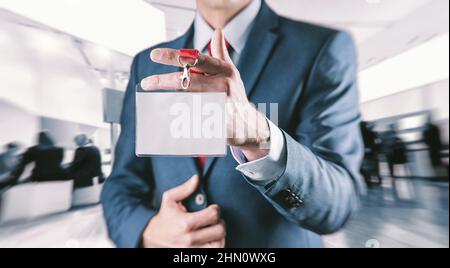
{"left": 246, "top": 31, "right": 365, "bottom": 234}
{"left": 100, "top": 54, "right": 157, "bottom": 248}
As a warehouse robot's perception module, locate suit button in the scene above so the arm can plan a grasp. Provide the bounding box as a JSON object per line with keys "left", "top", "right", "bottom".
{"left": 285, "top": 194, "right": 301, "bottom": 208}
{"left": 195, "top": 193, "right": 205, "bottom": 206}
{"left": 276, "top": 188, "right": 303, "bottom": 209}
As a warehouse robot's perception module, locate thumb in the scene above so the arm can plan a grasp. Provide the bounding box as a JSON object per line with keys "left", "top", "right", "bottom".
{"left": 164, "top": 174, "right": 200, "bottom": 203}
{"left": 210, "top": 29, "right": 232, "bottom": 63}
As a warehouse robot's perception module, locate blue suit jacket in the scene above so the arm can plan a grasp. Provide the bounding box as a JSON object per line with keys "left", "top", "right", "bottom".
{"left": 101, "top": 1, "right": 365, "bottom": 248}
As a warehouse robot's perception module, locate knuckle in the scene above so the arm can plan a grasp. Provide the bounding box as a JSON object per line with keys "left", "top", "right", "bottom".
{"left": 210, "top": 206, "right": 220, "bottom": 221}
{"left": 162, "top": 49, "right": 171, "bottom": 59}
{"left": 217, "top": 224, "right": 226, "bottom": 237}
{"left": 162, "top": 191, "right": 171, "bottom": 202}
{"left": 222, "top": 77, "right": 233, "bottom": 91}
{"left": 152, "top": 75, "right": 161, "bottom": 87}
{"left": 224, "top": 63, "right": 234, "bottom": 75}
{"left": 218, "top": 82, "right": 227, "bottom": 93}
{"left": 181, "top": 217, "right": 194, "bottom": 232}
{"left": 219, "top": 221, "right": 226, "bottom": 235}
{"left": 177, "top": 72, "right": 184, "bottom": 86}
{"left": 183, "top": 234, "right": 195, "bottom": 246}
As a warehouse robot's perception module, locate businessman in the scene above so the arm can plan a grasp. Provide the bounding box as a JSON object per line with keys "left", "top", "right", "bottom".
{"left": 66, "top": 134, "right": 104, "bottom": 188}
{"left": 101, "top": 0, "right": 364, "bottom": 248}
{"left": 11, "top": 131, "right": 65, "bottom": 183}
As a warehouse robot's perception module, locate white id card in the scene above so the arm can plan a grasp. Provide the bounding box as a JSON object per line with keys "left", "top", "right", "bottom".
{"left": 135, "top": 91, "right": 227, "bottom": 156}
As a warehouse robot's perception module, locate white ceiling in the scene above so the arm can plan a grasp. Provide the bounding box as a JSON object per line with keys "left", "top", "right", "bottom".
{"left": 148, "top": 0, "right": 433, "bottom": 42}
{"left": 0, "top": 0, "right": 167, "bottom": 56}
{"left": 0, "top": 9, "right": 133, "bottom": 93}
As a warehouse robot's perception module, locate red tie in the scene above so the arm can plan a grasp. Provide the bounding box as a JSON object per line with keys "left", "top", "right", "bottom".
{"left": 198, "top": 155, "right": 207, "bottom": 171}
{"left": 197, "top": 39, "right": 231, "bottom": 171}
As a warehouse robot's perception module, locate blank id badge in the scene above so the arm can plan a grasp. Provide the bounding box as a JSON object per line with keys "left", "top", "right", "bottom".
{"left": 135, "top": 83, "right": 227, "bottom": 157}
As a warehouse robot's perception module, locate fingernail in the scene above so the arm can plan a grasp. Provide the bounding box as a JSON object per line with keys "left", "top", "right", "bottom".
{"left": 140, "top": 77, "right": 152, "bottom": 89}
{"left": 150, "top": 49, "right": 162, "bottom": 61}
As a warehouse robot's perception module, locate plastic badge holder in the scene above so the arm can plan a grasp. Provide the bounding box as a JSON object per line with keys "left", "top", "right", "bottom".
{"left": 135, "top": 83, "right": 227, "bottom": 157}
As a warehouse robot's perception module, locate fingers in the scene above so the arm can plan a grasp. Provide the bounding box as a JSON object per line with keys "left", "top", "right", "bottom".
{"left": 140, "top": 72, "right": 227, "bottom": 92}
{"left": 163, "top": 174, "right": 199, "bottom": 203}
{"left": 150, "top": 48, "right": 231, "bottom": 75}
{"left": 210, "top": 29, "right": 225, "bottom": 60}
{"left": 210, "top": 29, "right": 233, "bottom": 64}
{"left": 190, "top": 220, "right": 226, "bottom": 246}
{"left": 187, "top": 204, "right": 221, "bottom": 230}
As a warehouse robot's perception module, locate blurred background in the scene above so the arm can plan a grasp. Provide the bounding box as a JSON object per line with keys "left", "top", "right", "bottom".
{"left": 0, "top": 0, "right": 448, "bottom": 248}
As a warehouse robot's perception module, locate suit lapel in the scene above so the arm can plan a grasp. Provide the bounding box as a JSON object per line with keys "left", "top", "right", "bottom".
{"left": 237, "top": 1, "right": 280, "bottom": 97}
{"left": 202, "top": 156, "right": 218, "bottom": 176}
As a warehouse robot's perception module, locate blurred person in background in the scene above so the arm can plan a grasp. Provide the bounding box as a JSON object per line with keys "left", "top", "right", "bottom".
{"left": 0, "top": 143, "right": 21, "bottom": 187}
{"left": 423, "top": 117, "right": 443, "bottom": 166}
{"left": 383, "top": 124, "right": 408, "bottom": 178}
{"left": 9, "top": 131, "right": 65, "bottom": 184}
{"left": 360, "top": 121, "right": 382, "bottom": 186}
{"left": 0, "top": 143, "right": 21, "bottom": 176}
{"left": 423, "top": 117, "right": 447, "bottom": 178}
{"left": 66, "top": 134, "right": 104, "bottom": 188}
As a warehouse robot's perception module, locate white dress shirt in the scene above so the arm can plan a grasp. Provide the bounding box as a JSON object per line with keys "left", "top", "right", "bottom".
{"left": 193, "top": 0, "right": 286, "bottom": 183}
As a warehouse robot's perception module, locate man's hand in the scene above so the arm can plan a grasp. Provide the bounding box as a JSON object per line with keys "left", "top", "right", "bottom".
{"left": 142, "top": 175, "right": 226, "bottom": 248}
{"left": 141, "top": 29, "right": 270, "bottom": 161}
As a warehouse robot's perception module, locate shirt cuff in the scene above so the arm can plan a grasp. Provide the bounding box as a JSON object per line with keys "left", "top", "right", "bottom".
{"left": 230, "top": 119, "right": 287, "bottom": 182}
